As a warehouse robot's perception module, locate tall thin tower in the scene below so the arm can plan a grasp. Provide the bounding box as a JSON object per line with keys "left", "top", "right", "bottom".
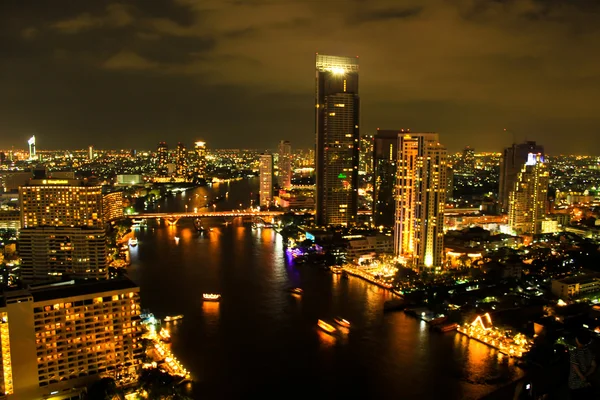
{"left": 394, "top": 133, "right": 447, "bottom": 270}
{"left": 315, "top": 54, "right": 360, "bottom": 226}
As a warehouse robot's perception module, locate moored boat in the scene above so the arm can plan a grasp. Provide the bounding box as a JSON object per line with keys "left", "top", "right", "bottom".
{"left": 163, "top": 315, "right": 183, "bottom": 322}
{"left": 317, "top": 319, "right": 337, "bottom": 334}
{"left": 435, "top": 323, "right": 458, "bottom": 333}
{"left": 289, "top": 287, "right": 303, "bottom": 295}
{"left": 203, "top": 293, "right": 221, "bottom": 301}
{"left": 333, "top": 317, "right": 351, "bottom": 328}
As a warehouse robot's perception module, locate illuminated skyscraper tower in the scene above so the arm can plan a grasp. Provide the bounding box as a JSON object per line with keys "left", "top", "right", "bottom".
{"left": 175, "top": 142, "right": 188, "bottom": 177}
{"left": 195, "top": 141, "right": 207, "bottom": 178}
{"left": 508, "top": 153, "right": 549, "bottom": 235}
{"left": 259, "top": 154, "right": 274, "bottom": 207}
{"left": 27, "top": 136, "right": 36, "bottom": 161}
{"left": 315, "top": 54, "right": 360, "bottom": 226}
{"left": 394, "top": 133, "right": 447, "bottom": 270}
{"left": 499, "top": 141, "right": 544, "bottom": 212}
{"left": 278, "top": 140, "right": 292, "bottom": 190}
{"left": 157, "top": 142, "right": 168, "bottom": 175}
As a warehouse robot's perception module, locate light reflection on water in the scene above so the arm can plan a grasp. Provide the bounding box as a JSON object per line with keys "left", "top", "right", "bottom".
{"left": 128, "top": 180, "right": 523, "bottom": 399}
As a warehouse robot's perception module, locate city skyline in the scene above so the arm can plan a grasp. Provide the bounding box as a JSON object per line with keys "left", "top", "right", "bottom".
{"left": 2, "top": 1, "right": 600, "bottom": 153}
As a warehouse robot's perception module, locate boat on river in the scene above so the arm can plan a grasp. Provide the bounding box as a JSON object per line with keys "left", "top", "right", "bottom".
{"left": 203, "top": 293, "right": 221, "bottom": 301}
{"left": 128, "top": 238, "right": 138, "bottom": 247}
{"left": 164, "top": 315, "right": 183, "bottom": 322}
{"left": 289, "top": 288, "right": 303, "bottom": 295}
{"left": 317, "top": 319, "right": 337, "bottom": 334}
{"left": 333, "top": 317, "right": 351, "bottom": 328}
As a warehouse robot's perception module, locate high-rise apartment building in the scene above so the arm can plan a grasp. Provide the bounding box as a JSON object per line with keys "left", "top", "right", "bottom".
{"left": 394, "top": 133, "right": 447, "bottom": 270}
{"left": 315, "top": 54, "right": 360, "bottom": 226}
{"left": 278, "top": 140, "right": 292, "bottom": 190}
{"left": 28, "top": 136, "right": 36, "bottom": 161}
{"left": 373, "top": 129, "right": 401, "bottom": 227}
{"left": 0, "top": 279, "right": 143, "bottom": 399}
{"left": 194, "top": 141, "right": 207, "bottom": 178}
{"left": 499, "top": 141, "right": 544, "bottom": 212}
{"left": 259, "top": 154, "right": 274, "bottom": 207}
{"left": 19, "top": 227, "right": 108, "bottom": 281}
{"left": 508, "top": 153, "right": 549, "bottom": 235}
{"left": 359, "top": 134, "right": 374, "bottom": 176}
{"left": 461, "top": 146, "right": 475, "bottom": 175}
{"left": 157, "top": 142, "right": 168, "bottom": 175}
{"left": 102, "top": 192, "right": 124, "bottom": 222}
{"left": 20, "top": 180, "right": 103, "bottom": 228}
{"left": 175, "top": 143, "right": 188, "bottom": 178}
{"left": 88, "top": 145, "right": 94, "bottom": 161}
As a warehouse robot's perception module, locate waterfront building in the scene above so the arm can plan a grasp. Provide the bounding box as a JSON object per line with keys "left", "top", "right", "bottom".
{"left": 175, "top": 143, "right": 188, "bottom": 178}
{"left": 278, "top": 140, "right": 292, "bottom": 190}
{"left": 394, "top": 133, "right": 447, "bottom": 270}
{"left": 18, "top": 226, "right": 108, "bottom": 282}
{"left": 315, "top": 54, "right": 360, "bottom": 226}
{"left": 372, "top": 129, "right": 402, "bottom": 227}
{"left": 508, "top": 153, "right": 549, "bottom": 235}
{"left": 194, "top": 141, "right": 207, "bottom": 178}
{"left": 259, "top": 154, "right": 274, "bottom": 208}
{"left": 102, "top": 192, "right": 124, "bottom": 222}
{"left": 499, "top": 141, "right": 544, "bottom": 212}
{"left": 20, "top": 180, "right": 103, "bottom": 228}
{"left": 345, "top": 234, "right": 393, "bottom": 263}
{"left": 0, "top": 279, "right": 143, "bottom": 399}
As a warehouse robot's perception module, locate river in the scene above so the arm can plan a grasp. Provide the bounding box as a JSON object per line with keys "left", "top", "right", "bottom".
{"left": 127, "top": 179, "right": 522, "bottom": 399}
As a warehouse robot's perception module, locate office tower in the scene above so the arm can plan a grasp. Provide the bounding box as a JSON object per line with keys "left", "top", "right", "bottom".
{"left": 194, "top": 141, "right": 207, "bottom": 178}
{"left": 28, "top": 136, "right": 36, "bottom": 161}
{"left": 0, "top": 279, "right": 143, "bottom": 399}
{"left": 508, "top": 153, "right": 549, "bottom": 235}
{"left": 315, "top": 54, "right": 360, "bottom": 226}
{"left": 20, "top": 179, "right": 103, "bottom": 228}
{"left": 394, "top": 133, "right": 447, "bottom": 270}
{"left": 359, "top": 134, "right": 374, "bottom": 176}
{"left": 88, "top": 145, "right": 94, "bottom": 160}
{"left": 461, "top": 146, "right": 475, "bottom": 175}
{"left": 499, "top": 141, "right": 544, "bottom": 212}
{"left": 373, "top": 129, "right": 401, "bottom": 227}
{"left": 278, "top": 140, "right": 292, "bottom": 190}
{"left": 157, "top": 142, "right": 168, "bottom": 175}
{"left": 102, "top": 192, "right": 124, "bottom": 222}
{"left": 19, "top": 226, "right": 108, "bottom": 281}
{"left": 175, "top": 142, "right": 188, "bottom": 177}
{"left": 259, "top": 154, "right": 274, "bottom": 207}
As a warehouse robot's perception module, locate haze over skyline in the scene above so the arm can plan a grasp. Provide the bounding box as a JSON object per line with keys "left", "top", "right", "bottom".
{"left": 2, "top": 0, "right": 600, "bottom": 153}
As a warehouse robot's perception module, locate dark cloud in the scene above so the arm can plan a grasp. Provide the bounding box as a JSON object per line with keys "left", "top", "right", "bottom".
{"left": 1, "top": 0, "right": 600, "bottom": 154}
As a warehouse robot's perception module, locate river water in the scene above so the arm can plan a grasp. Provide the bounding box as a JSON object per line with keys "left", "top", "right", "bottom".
{"left": 127, "top": 179, "right": 522, "bottom": 399}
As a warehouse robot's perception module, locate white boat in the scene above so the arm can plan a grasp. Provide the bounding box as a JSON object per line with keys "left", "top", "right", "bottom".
{"left": 163, "top": 315, "right": 183, "bottom": 322}
{"left": 128, "top": 238, "right": 138, "bottom": 247}
{"left": 203, "top": 293, "right": 221, "bottom": 301}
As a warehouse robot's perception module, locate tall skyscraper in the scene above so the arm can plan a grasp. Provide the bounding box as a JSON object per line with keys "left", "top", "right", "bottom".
{"left": 88, "top": 145, "right": 94, "bottom": 160}
{"left": 394, "top": 133, "right": 447, "bottom": 270}
{"left": 508, "top": 153, "right": 549, "bottom": 235}
{"left": 19, "top": 226, "right": 108, "bottom": 281}
{"left": 157, "top": 142, "right": 168, "bottom": 175}
{"left": 278, "top": 140, "right": 292, "bottom": 190}
{"left": 102, "top": 191, "right": 124, "bottom": 222}
{"left": 461, "top": 146, "right": 475, "bottom": 175}
{"left": 373, "top": 129, "right": 402, "bottom": 227}
{"left": 259, "top": 154, "right": 274, "bottom": 207}
{"left": 359, "top": 134, "right": 374, "bottom": 176}
{"left": 0, "top": 279, "right": 143, "bottom": 399}
{"left": 194, "top": 141, "right": 207, "bottom": 178}
{"left": 175, "top": 142, "right": 188, "bottom": 177}
{"left": 315, "top": 54, "right": 360, "bottom": 226}
{"left": 27, "top": 136, "right": 36, "bottom": 161}
{"left": 20, "top": 179, "right": 103, "bottom": 228}
{"left": 499, "top": 141, "right": 544, "bottom": 212}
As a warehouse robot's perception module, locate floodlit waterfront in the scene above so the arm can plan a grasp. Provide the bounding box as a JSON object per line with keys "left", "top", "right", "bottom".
{"left": 127, "top": 179, "right": 523, "bottom": 399}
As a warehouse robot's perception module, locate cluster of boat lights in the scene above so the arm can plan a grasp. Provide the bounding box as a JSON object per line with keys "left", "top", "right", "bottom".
{"left": 289, "top": 288, "right": 351, "bottom": 335}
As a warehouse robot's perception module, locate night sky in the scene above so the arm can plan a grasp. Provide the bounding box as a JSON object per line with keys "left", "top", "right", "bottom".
{"left": 2, "top": 0, "right": 600, "bottom": 153}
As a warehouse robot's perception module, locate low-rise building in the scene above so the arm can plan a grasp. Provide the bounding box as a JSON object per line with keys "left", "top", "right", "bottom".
{"left": 345, "top": 234, "right": 393, "bottom": 263}
{"left": 552, "top": 273, "right": 600, "bottom": 299}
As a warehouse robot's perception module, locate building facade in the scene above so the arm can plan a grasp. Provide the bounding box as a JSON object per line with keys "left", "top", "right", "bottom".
{"left": 194, "top": 141, "right": 207, "bottom": 178}
{"left": 175, "top": 143, "right": 187, "bottom": 178}
{"left": 508, "top": 153, "right": 549, "bottom": 235}
{"left": 156, "top": 142, "right": 168, "bottom": 175}
{"left": 394, "top": 133, "right": 447, "bottom": 269}
{"left": 499, "top": 141, "right": 544, "bottom": 212}
{"left": 315, "top": 54, "right": 360, "bottom": 226}
{"left": 0, "top": 279, "right": 143, "bottom": 399}
{"left": 372, "top": 129, "right": 402, "bottom": 227}
{"left": 102, "top": 192, "right": 123, "bottom": 222}
{"left": 20, "top": 180, "right": 103, "bottom": 228}
{"left": 259, "top": 154, "right": 274, "bottom": 208}
{"left": 278, "top": 140, "right": 292, "bottom": 190}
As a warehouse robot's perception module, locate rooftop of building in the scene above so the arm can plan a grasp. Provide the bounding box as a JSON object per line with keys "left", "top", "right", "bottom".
{"left": 1, "top": 278, "right": 138, "bottom": 304}
{"left": 555, "top": 273, "right": 600, "bottom": 285}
